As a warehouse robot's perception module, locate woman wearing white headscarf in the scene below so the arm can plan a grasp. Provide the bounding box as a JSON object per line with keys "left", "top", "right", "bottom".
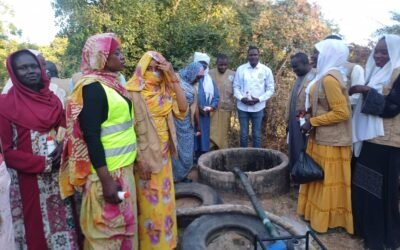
{"left": 349, "top": 34, "right": 400, "bottom": 250}
{"left": 193, "top": 52, "right": 219, "bottom": 159}
{"left": 297, "top": 39, "right": 353, "bottom": 234}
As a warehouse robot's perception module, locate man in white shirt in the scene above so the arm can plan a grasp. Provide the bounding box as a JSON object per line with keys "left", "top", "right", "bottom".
{"left": 233, "top": 46, "right": 275, "bottom": 147}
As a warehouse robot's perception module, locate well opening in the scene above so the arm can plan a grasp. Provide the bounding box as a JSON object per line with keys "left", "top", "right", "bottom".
{"left": 198, "top": 148, "right": 289, "bottom": 195}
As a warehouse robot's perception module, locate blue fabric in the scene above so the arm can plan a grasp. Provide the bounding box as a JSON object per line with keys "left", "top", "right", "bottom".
{"left": 194, "top": 77, "right": 219, "bottom": 152}
{"left": 238, "top": 109, "right": 264, "bottom": 147}
{"left": 172, "top": 62, "right": 203, "bottom": 181}
{"left": 179, "top": 62, "right": 204, "bottom": 84}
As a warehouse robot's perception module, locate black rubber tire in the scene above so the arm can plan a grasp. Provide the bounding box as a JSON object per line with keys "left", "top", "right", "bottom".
{"left": 181, "top": 213, "right": 293, "bottom": 250}
{"left": 175, "top": 182, "right": 223, "bottom": 206}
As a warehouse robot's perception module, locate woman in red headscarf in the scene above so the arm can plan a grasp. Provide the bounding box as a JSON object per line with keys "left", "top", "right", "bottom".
{"left": 0, "top": 50, "right": 79, "bottom": 249}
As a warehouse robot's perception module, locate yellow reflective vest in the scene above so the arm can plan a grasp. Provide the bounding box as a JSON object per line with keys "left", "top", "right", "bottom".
{"left": 91, "top": 84, "right": 137, "bottom": 172}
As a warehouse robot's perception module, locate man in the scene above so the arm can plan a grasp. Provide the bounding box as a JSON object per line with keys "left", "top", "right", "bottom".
{"left": 322, "top": 35, "right": 365, "bottom": 108}
{"left": 209, "top": 54, "right": 236, "bottom": 149}
{"left": 233, "top": 46, "right": 275, "bottom": 147}
{"left": 45, "top": 60, "right": 71, "bottom": 95}
{"left": 193, "top": 52, "right": 219, "bottom": 157}
{"left": 286, "top": 52, "right": 315, "bottom": 170}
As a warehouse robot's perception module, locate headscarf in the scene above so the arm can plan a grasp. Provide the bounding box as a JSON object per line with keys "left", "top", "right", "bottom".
{"left": 60, "top": 33, "right": 125, "bottom": 199}
{"left": 352, "top": 34, "right": 400, "bottom": 156}
{"left": 178, "top": 62, "right": 205, "bottom": 104}
{"left": 305, "top": 39, "right": 349, "bottom": 110}
{"left": 193, "top": 52, "right": 214, "bottom": 105}
{"left": 0, "top": 50, "right": 63, "bottom": 132}
{"left": 79, "top": 33, "right": 127, "bottom": 97}
{"left": 126, "top": 51, "right": 178, "bottom": 117}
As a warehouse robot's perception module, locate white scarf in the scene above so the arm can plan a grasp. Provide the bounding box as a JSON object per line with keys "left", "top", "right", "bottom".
{"left": 352, "top": 34, "right": 400, "bottom": 156}
{"left": 305, "top": 39, "right": 349, "bottom": 110}
{"left": 193, "top": 52, "right": 214, "bottom": 105}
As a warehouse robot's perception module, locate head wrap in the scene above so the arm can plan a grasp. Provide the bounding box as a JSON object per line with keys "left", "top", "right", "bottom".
{"left": 305, "top": 39, "right": 349, "bottom": 110}
{"left": 352, "top": 34, "right": 400, "bottom": 156}
{"left": 193, "top": 52, "right": 210, "bottom": 65}
{"left": 126, "top": 51, "right": 168, "bottom": 91}
{"left": 193, "top": 52, "right": 214, "bottom": 105}
{"left": 0, "top": 50, "right": 63, "bottom": 132}
{"left": 179, "top": 62, "right": 205, "bottom": 84}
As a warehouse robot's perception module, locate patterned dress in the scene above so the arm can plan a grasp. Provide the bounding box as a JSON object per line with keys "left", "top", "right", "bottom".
{"left": 127, "top": 52, "right": 199, "bottom": 249}
{"left": 7, "top": 127, "right": 79, "bottom": 249}
{"left": 135, "top": 76, "right": 183, "bottom": 250}
{"left": 0, "top": 153, "right": 15, "bottom": 249}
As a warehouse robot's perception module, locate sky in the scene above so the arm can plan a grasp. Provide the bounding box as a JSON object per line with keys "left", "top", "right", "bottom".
{"left": 1, "top": 0, "right": 399, "bottom": 46}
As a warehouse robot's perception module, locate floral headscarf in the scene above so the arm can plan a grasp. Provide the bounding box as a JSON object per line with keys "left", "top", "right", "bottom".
{"left": 60, "top": 33, "right": 125, "bottom": 199}
{"left": 126, "top": 51, "right": 180, "bottom": 118}
{"left": 126, "top": 51, "right": 175, "bottom": 91}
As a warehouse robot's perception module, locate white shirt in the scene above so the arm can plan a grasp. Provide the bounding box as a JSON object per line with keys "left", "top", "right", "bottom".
{"left": 339, "top": 64, "right": 365, "bottom": 106}
{"left": 233, "top": 62, "right": 275, "bottom": 112}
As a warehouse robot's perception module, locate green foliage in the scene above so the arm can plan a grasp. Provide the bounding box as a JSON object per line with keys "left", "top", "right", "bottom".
{"left": 375, "top": 11, "right": 400, "bottom": 36}
{"left": 54, "top": 0, "right": 334, "bottom": 78}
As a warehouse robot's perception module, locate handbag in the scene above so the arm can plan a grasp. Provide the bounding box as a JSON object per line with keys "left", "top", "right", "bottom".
{"left": 291, "top": 137, "right": 324, "bottom": 184}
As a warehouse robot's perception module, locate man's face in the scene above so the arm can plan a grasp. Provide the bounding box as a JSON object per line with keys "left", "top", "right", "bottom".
{"left": 247, "top": 49, "right": 259, "bottom": 67}
{"left": 13, "top": 53, "right": 42, "bottom": 87}
{"left": 217, "top": 58, "right": 228, "bottom": 74}
{"left": 290, "top": 58, "right": 309, "bottom": 77}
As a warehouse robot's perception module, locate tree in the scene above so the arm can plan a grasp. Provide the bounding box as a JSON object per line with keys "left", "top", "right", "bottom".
{"left": 0, "top": 1, "right": 36, "bottom": 85}
{"left": 53, "top": 0, "right": 337, "bottom": 149}
{"left": 375, "top": 11, "right": 400, "bottom": 36}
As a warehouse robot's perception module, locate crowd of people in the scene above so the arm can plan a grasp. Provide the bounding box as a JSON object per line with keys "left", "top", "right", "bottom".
{"left": 0, "top": 31, "right": 398, "bottom": 250}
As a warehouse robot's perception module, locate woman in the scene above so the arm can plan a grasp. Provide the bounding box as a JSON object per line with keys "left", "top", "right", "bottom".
{"left": 59, "top": 33, "right": 138, "bottom": 249}
{"left": 126, "top": 51, "right": 189, "bottom": 249}
{"left": 0, "top": 140, "right": 15, "bottom": 249}
{"left": 350, "top": 34, "right": 400, "bottom": 250}
{"left": 193, "top": 52, "right": 219, "bottom": 158}
{"left": 0, "top": 49, "right": 79, "bottom": 249}
{"left": 298, "top": 39, "right": 353, "bottom": 234}
{"left": 171, "top": 62, "right": 205, "bottom": 182}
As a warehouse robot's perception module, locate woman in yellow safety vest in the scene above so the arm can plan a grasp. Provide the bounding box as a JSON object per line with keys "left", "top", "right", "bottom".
{"left": 60, "top": 33, "right": 139, "bottom": 249}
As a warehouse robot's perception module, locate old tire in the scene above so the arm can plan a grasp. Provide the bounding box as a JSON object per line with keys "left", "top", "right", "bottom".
{"left": 181, "top": 213, "right": 293, "bottom": 250}
{"left": 175, "top": 182, "right": 223, "bottom": 228}
{"left": 175, "top": 182, "right": 223, "bottom": 206}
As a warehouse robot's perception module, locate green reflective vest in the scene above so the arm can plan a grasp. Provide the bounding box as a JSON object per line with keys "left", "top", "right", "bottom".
{"left": 91, "top": 84, "right": 137, "bottom": 172}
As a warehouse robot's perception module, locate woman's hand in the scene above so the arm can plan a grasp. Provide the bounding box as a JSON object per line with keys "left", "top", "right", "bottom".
{"left": 349, "top": 85, "right": 370, "bottom": 95}
{"left": 49, "top": 141, "right": 64, "bottom": 169}
{"left": 300, "top": 115, "right": 312, "bottom": 135}
{"left": 135, "top": 158, "right": 152, "bottom": 180}
{"left": 97, "top": 167, "right": 122, "bottom": 204}
{"left": 157, "top": 61, "right": 174, "bottom": 73}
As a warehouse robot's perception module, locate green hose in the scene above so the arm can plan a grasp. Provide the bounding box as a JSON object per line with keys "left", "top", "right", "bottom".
{"left": 232, "top": 167, "right": 280, "bottom": 238}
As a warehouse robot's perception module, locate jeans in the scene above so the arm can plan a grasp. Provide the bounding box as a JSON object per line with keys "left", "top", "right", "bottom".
{"left": 238, "top": 109, "right": 264, "bottom": 147}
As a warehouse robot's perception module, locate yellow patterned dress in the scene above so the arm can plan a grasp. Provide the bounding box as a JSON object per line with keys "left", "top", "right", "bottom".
{"left": 127, "top": 51, "right": 186, "bottom": 249}
{"left": 297, "top": 75, "right": 353, "bottom": 234}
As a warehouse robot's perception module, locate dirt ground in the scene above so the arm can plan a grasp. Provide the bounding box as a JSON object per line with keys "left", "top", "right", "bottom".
{"left": 179, "top": 168, "right": 365, "bottom": 250}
